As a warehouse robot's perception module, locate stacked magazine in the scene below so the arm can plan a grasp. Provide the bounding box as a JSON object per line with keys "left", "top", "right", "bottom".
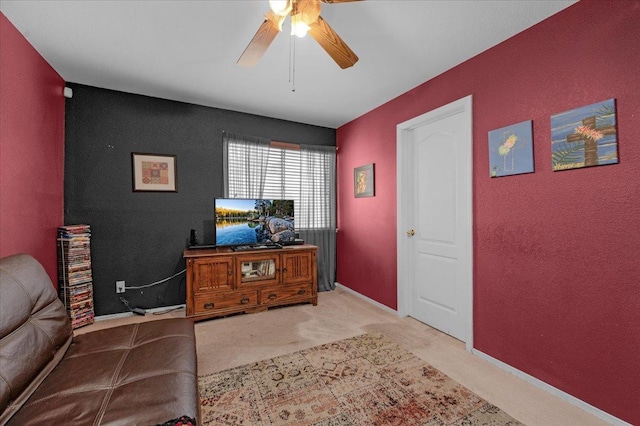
{"left": 57, "top": 224, "right": 94, "bottom": 329}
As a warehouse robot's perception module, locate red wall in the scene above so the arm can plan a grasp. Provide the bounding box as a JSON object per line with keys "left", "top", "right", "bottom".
{"left": 0, "top": 13, "right": 65, "bottom": 285}
{"left": 336, "top": 1, "right": 640, "bottom": 423}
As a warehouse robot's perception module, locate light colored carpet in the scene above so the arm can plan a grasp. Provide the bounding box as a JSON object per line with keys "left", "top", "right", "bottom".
{"left": 199, "top": 333, "right": 523, "bottom": 425}
{"left": 80, "top": 287, "right": 608, "bottom": 426}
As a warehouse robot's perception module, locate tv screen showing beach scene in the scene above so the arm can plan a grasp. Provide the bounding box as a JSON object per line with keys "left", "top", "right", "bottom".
{"left": 214, "top": 198, "right": 295, "bottom": 246}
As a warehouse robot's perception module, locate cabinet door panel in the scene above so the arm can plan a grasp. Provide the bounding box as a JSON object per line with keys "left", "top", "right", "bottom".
{"left": 237, "top": 253, "right": 280, "bottom": 286}
{"left": 282, "top": 251, "right": 314, "bottom": 284}
{"left": 191, "top": 257, "right": 234, "bottom": 293}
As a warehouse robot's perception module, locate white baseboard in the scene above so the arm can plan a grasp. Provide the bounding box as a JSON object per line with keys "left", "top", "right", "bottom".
{"left": 333, "top": 284, "right": 629, "bottom": 425}
{"left": 472, "top": 349, "right": 631, "bottom": 426}
{"left": 334, "top": 282, "right": 398, "bottom": 316}
{"left": 95, "top": 304, "right": 185, "bottom": 321}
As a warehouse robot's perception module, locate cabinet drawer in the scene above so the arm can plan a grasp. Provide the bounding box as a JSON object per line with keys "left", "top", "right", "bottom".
{"left": 260, "top": 283, "right": 313, "bottom": 305}
{"left": 193, "top": 290, "right": 257, "bottom": 315}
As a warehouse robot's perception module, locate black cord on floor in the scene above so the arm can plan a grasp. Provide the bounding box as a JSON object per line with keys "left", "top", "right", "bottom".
{"left": 152, "top": 305, "right": 185, "bottom": 316}
{"left": 119, "top": 296, "right": 146, "bottom": 315}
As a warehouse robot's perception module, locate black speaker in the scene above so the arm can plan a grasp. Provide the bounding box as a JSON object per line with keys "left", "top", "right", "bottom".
{"left": 189, "top": 229, "right": 198, "bottom": 246}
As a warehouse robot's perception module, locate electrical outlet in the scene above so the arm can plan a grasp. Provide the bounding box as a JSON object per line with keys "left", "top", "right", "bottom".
{"left": 116, "top": 280, "right": 125, "bottom": 293}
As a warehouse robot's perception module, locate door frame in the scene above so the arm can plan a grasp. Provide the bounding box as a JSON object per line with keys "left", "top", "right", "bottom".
{"left": 396, "top": 95, "right": 474, "bottom": 351}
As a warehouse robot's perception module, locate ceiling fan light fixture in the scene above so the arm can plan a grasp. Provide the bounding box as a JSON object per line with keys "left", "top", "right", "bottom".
{"left": 238, "top": 0, "right": 360, "bottom": 69}
{"left": 269, "top": 0, "right": 292, "bottom": 16}
{"left": 290, "top": 13, "right": 310, "bottom": 38}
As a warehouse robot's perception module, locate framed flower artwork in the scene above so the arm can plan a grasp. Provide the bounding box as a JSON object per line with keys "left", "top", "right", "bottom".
{"left": 488, "top": 120, "right": 534, "bottom": 178}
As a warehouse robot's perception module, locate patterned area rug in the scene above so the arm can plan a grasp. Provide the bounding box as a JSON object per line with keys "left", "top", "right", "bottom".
{"left": 198, "top": 333, "right": 523, "bottom": 425}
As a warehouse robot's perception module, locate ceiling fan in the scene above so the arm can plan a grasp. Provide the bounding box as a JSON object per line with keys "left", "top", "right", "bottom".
{"left": 237, "top": 0, "right": 362, "bottom": 69}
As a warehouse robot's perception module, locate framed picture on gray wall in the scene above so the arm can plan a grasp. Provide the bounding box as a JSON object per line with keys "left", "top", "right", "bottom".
{"left": 131, "top": 152, "right": 177, "bottom": 192}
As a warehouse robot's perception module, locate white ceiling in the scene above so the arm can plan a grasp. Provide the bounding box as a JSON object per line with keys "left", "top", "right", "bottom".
{"left": 1, "top": 0, "right": 576, "bottom": 128}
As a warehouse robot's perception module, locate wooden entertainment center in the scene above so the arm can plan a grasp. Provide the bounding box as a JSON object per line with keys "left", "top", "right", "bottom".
{"left": 183, "top": 244, "right": 317, "bottom": 321}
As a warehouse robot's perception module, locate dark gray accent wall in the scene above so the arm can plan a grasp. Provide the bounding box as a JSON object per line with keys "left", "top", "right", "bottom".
{"left": 64, "top": 84, "right": 335, "bottom": 316}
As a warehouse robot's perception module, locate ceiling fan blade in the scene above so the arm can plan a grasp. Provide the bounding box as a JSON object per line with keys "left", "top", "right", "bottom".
{"left": 237, "top": 13, "right": 283, "bottom": 67}
{"left": 297, "top": 0, "right": 322, "bottom": 25}
{"left": 308, "top": 16, "right": 358, "bottom": 69}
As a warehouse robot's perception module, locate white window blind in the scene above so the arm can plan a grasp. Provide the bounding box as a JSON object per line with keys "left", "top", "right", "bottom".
{"left": 225, "top": 139, "right": 334, "bottom": 230}
{"left": 263, "top": 146, "right": 301, "bottom": 203}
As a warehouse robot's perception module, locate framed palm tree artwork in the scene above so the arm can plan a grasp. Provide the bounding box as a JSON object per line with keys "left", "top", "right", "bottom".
{"left": 551, "top": 99, "right": 618, "bottom": 171}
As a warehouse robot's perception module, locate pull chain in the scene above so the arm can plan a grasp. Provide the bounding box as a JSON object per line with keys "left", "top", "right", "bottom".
{"left": 289, "top": 33, "right": 296, "bottom": 92}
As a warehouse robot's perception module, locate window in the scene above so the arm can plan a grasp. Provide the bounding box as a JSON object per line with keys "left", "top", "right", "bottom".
{"left": 263, "top": 144, "right": 301, "bottom": 210}
{"left": 224, "top": 135, "right": 335, "bottom": 230}
{"left": 223, "top": 132, "right": 337, "bottom": 291}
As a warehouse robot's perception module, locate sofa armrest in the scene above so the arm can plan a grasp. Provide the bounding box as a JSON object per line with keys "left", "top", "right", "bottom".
{"left": 0, "top": 254, "right": 72, "bottom": 425}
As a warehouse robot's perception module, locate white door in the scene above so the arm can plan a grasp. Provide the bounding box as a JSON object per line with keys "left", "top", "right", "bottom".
{"left": 397, "top": 96, "right": 473, "bottom": 348}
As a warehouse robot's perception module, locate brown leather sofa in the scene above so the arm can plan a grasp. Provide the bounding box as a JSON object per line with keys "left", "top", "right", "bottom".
{"left": 0, "top": 254, "right": 200, "bottom": 425}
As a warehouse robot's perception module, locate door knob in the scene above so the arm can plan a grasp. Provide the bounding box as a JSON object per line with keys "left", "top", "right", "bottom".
{"left": 406, "top": 229, "right": 415, "bottom": 237}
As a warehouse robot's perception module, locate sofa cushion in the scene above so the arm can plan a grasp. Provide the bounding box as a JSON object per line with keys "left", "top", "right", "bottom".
{"left": 0, "top": 254, "right": 73, "bottom": 425}
{"left": 5, "top": 318, "right": 199, "bottom": 425}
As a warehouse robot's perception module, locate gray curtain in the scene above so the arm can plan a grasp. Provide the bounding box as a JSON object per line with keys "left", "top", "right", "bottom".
{"left": 298, "top": 144, "right": 336, "bottom": 292}
{"left": 222, "top": 131, "right": 270, "bottom": 198}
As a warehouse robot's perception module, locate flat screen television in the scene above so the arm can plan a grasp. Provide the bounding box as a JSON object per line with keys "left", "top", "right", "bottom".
{"left": 214, "top": 198, "right": 295, "bottom": 247}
